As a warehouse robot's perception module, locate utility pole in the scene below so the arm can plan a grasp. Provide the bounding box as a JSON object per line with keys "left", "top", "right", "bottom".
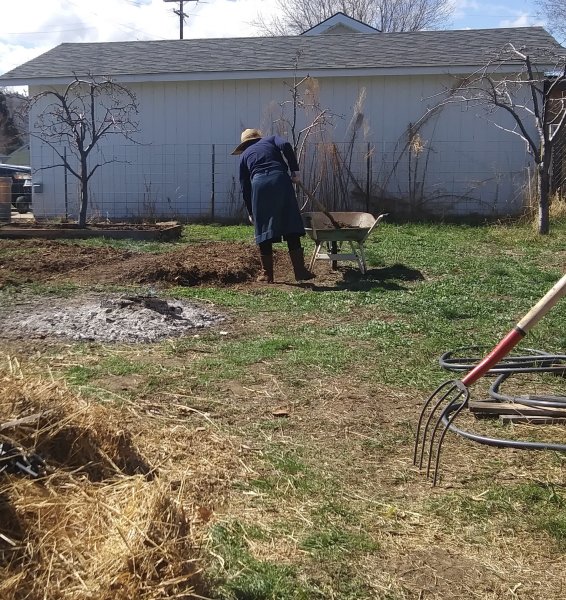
{"left": 163, "top": 0, "right": 197, "bottom": 40}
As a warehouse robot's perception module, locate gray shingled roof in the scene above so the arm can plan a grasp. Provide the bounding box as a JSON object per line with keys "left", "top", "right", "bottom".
{"left": 1, "top": 27, "right": 564, "bottom": 82}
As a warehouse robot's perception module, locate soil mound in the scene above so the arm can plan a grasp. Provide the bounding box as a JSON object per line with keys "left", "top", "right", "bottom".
{"left": 0, "top": 240, "right": 305, "bottom": 287}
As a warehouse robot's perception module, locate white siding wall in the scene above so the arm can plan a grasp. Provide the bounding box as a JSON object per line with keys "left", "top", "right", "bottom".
{"left": 29, "top": 73, "right": 533, "bottom": 220}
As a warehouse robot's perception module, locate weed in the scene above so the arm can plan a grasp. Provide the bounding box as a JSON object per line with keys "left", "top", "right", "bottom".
{"left": 539, "top": 516, "right": 566, "bottom": 548}
{"left": 428, "top": 482, "right": 566, "bottom": 549}
{"left": 301, "top": 527, "right": 378, "bottom": 556}
{"left": 208, "top": 521, "right": 312, "bottom": 600}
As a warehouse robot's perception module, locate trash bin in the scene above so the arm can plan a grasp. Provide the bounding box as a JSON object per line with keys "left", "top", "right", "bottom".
{"left": 0, "top": 177, "right": 11, "bottom": 223}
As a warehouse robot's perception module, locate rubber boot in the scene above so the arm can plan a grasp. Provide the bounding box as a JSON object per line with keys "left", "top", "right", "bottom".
{"left": 257, "top": 253, "right": 274, "bottom": 283}
{"left": 289, "top": 249, "right": 315, "bottom": 281}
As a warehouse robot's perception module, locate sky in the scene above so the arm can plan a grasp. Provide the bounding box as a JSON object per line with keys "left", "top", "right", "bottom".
{"left": 0, "top": 0, "right": 550, "bottom": 83}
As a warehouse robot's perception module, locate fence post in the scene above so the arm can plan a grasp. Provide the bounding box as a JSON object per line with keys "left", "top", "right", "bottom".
{"left": 366, "top": 142, "right": 371, "bottom": 213}
{"left": 210, "top": 144, "right": 215, "bottom": 221}
{"left": 64, "top": 146, "right": 68, "bottom": 220}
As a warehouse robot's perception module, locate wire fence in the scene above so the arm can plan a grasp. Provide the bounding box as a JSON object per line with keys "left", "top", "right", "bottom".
{"left": 551, "top": 130, "right": 566, "bottom": 198}
{"left": 30, "top": 138, "right": 532, "bottom": 222}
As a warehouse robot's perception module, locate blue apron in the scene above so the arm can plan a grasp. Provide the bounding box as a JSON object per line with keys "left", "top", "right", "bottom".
{"left": 251, "top": 170, "right": 305, "bottom": 244}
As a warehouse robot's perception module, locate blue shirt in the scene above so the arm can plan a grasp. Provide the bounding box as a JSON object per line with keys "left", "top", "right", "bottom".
{"left": 239, "top": 136, "right": 300, "bottom": 211}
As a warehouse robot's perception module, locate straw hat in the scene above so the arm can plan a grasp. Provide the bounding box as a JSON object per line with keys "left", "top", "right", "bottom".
{"left": 231, "top": 128, "right": 263, "bottom": 155}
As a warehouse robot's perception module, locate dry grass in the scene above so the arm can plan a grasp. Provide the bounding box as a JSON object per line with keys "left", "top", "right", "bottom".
{"left": 518, "top": 171, "right": 566, "bottom": 226}
{"left": 206, "top": 369, "right": 566, "bottom": 599}
{"left": 0, "top": 357, "right": 245, "bottom": 600}
{"left": 3, "top": 348, "right": 566, "bottom": 599}
{"left": 550, "top": 194, "right": 566, "bottom": 219}
{"left": 2, "top": 476, "right": 198, "bottom": 599}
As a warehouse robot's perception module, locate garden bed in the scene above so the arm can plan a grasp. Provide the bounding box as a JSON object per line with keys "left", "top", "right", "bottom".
{"left": 0, "top": 221, "right": 183, "bottom": 241}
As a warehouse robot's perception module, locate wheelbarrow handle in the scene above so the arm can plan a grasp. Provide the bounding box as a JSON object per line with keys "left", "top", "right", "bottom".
{"left": 296, "top": 181, "right": 325, "bottom": 213}
{"left": 461, "top": 273, "right": 566, "bottom": 387}
{"left": 364, "top": 213, "right": 388, "bottom": 240}
{"left": 296, "top": 181, "right": 342, "bottom": 229}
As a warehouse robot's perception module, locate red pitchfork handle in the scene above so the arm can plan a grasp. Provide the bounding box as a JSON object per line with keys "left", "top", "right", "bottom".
{"left": 461, "top": 273, "right": 566, "bottom": 387}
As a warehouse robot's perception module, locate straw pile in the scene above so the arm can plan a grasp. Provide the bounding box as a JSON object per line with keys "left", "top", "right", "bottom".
{"left": 0, "top": 360, "right": 208, "bottom": 599}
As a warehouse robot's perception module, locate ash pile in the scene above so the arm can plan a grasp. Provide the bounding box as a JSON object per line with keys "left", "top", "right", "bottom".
{"left": 0, "top": 293, "right": 225, "bottom": 343}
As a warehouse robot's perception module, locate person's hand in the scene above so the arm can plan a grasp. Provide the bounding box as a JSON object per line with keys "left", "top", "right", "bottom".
{"left": 291, "top": 172, "right": 301, "bottom": 184}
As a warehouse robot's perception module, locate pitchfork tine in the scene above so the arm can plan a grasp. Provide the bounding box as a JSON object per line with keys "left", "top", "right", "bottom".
{"left": 430, "top": 394, "right": 469, "bottom": 485}
{"left": 416, "top": 275, "right": 566, "bottom": 485}
{"left": 414, "top": 380, "right": 459, "bottom": 469}
{"left": 425, "top": 382, "right": 467, "bottom": 477}
{"left": 413, "top": 380, "right": 449, "bottom": 465}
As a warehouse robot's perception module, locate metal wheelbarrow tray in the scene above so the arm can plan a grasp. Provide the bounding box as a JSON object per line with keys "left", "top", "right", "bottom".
{"left": 302, "top": 211, "right": 385, "bottom": 274}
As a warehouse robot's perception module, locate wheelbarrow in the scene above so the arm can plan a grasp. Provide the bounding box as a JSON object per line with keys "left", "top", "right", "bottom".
{"left": 302, "top": 211, "right": 386, "bottom": 274}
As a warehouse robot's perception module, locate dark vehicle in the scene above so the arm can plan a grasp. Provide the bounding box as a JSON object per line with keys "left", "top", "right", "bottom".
{"left": 0, "top": 163, "right": 32, "bottom": 213}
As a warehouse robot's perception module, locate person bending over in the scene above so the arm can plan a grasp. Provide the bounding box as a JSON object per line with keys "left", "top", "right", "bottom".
{"left": 232, "top": 128, "right": 315, "bottom": 283}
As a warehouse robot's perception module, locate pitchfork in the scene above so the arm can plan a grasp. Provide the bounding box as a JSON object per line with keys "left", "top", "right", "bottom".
{"left": 414, "top": 273, "right": 566, "bottom": 485}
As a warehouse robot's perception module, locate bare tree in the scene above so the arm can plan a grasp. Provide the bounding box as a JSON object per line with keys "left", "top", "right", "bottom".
{"left": 537, "top": 0, "right": 566, "bottom": 42}
{"left": 268, "top": 71, "right": 336, "bottom": 207}
{"left": 0, "top": 90, "right": 23, "bottom": 155}
{"left": 27, "top": 75, "right": 140, "bottom": 227}
{"left": 272, "top": 53, "right": 335, "bottom": 160}
{"left": 253, "top": 0, "right": 453, "bottom": 35}
{"left": 271, "top": 57, "right": 375, "bottom": 210}
{"left": 431, "top": 44, "right": 566, "bottom": 234}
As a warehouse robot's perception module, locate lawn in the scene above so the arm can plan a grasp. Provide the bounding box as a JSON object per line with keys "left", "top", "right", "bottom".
{"left": 0, "top": 218, "right": 565, "bottom": 599}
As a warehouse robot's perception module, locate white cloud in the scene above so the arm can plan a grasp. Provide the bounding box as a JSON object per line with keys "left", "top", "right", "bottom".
{"left": 449, "top": 0, "right": 481, "bottom": 20}
{"left": 447, "top": 0, "right": 546, "bottom": 30}
{"left": 500, "top": 13, "right": 545, "bottom": 28}
{"left": 0, "top": 0, "right": 274, "bottom": 77}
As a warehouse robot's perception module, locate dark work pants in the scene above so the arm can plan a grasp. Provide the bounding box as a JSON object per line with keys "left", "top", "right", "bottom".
{"left": 259, "top": 235, "right": 301, "bottom": 256}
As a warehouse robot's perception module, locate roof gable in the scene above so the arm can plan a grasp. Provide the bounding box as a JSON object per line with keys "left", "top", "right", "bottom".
{"left": 301, "top": 12, "right": 379, "bottom": 35}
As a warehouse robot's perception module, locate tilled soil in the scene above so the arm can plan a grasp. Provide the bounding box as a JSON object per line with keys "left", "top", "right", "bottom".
{"left": 0, "top": 239, "right": 339, "bottom": 288}
{"left": 0, "top": 240, "right": 263, "bottom": 287}
{"left": 0, "top": 238, "right": 346, "bottom": 343}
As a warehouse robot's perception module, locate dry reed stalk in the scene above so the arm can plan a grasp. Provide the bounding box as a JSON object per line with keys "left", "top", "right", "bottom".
{"left": 549, "top": 194, "right": 566, "bottom": 219}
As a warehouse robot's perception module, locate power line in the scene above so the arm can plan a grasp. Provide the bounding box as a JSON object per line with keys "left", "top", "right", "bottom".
{"left": 163, "top": 0, "right": 198, "bottom": 40}
{"left": 1, "top": 26, "right": 100, "bottom": 35}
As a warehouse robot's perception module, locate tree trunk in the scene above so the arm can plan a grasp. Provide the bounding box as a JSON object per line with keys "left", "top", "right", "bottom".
{"left": 537, "top": 157, "right": 551, "bottom": 235}
{"left": 78, "top": 158, "right": 89, "bottom": 228}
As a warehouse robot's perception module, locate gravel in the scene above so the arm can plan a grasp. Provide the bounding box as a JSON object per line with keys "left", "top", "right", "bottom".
{"left": 0, "top": 293, "right": 225, "bottom": 343}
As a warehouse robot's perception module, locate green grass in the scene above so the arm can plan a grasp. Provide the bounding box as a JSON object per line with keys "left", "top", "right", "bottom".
{"left": 61, "top": 223, "right": 252, "bottom": 251}
{"left": 208, "top": 521, "right": 313, "bottom": 600}
{"left": 242, "top": 446, "right": 324, "bottom": 498}
{"left": 209, "top": 510, "right": 379, "bottom": 599}
{"left": 69, "top": 237, "right": 184, "bottom": 253}
{"left": 0, "top": 281, "right": 80, "bottom": 298}
{"left": 428, "top": 482, "right": 566, "bottom": 547}
{"left": 187, "top": 223, "right": 254, "bottom": 242}
{"left": 65, "top": 354, "right": 154, "bottom": 386}
{"left": 300, "top": 527, "right": 378, "bottom": 556}
{"left": 6, "top": 218, "right": 566, "bottom": 600}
